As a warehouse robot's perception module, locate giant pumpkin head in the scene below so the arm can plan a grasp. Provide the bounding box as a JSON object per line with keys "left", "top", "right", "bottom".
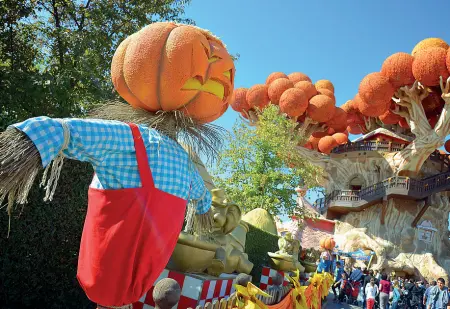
{"left": 111, "top": 22, "right": 235, "bottom": 123}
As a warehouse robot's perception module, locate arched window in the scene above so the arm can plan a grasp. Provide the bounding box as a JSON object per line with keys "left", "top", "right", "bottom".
{"left": 348, "top": 174, "right": 365, "bottom": 191}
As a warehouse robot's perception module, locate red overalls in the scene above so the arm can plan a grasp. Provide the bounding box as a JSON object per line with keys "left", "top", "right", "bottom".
{"left": 77, "top": 123, "right": 187, "bottom": 307}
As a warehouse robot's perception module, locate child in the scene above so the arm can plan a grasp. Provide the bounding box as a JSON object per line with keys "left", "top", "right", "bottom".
{"left": 365, "top": 277, "right": 379, "bottom": 309}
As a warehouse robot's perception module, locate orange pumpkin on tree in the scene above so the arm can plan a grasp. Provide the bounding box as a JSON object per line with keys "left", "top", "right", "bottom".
{"left": 111, "top": 22, "right": 235, "bottom": 123}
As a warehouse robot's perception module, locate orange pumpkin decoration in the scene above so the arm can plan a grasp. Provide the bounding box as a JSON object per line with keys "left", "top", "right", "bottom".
{"left": 315, "top": 80, "right": 335, "bottom": 93}
{"left": 288, "top": 72, "right": 312, "bottom": 84}
{"left": 307, "top": 94, "right": 336, "bottom": 123}
{"left": 347, "top": 110, "right": 365, "bottom": 127}
{"left": 111, "top": 22, "right": 235, "bottom": 123}
{"left": 341, "top": 100, "right": 358, "bottom": 113}
{"left": 230, "top": 88, "right": 250, "bottom": 112}
{"left": 279, "top": 88, "right": 309, "bottom": 118}
{"left": 381, "top": 52, "right": 415, "bottom": 88}
{"left": 319, "top": 238, "right": 326, "bottom": 248}
{"left": 266, "top": 72, "right": 288, "bottom": 85}
{"left": 359, "top": 72, "right": 395, "bottom": 108}
{"left": 347, "top": 124, "right": 363, "bottom": 135}
{"left": 412, "top": 38, "right": 449, "bottom": 56}
{"left": 317, "top": 88, "right": 336, "bottom": 104}
{"left": 445, "top": 140, "right": 450, "bottom": 153}
{"left": 447, "top": 48, "right": 450, "bottom": 73}
{"left": 318, "top": 136, "right": 338, "bottom": 154}
{"left": 246, "top": 84, "right": 270, "bottom": 109}
{"left": 326, "top": 107, "right": 347, "bottom": 132}
{"left": 320, "top": 237, "right": 336, "bottom": 250}
{"left": 268, "top": 78, "right": 294, "bottom": 104}
{"left": 332, "top": 133, "right": 348, "bottom": 145}
{"left": 379, "top": 109, "right": 402, "bottom": 125}
{"left": 413, "top": 47, "right": 450, "bottom": 86}
{"left": 294, "top": 81, "right": 318, "bottom": 100}
{"left": 355, "top": 93, "right": 389, "bottom": 117}
{"left": 308, "top": 135, "right": 321, "bottom": 150}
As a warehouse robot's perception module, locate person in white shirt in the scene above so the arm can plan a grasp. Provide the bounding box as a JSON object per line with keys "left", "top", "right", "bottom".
{"left": 365, "top": 277, "right": 379, "bottom": 309}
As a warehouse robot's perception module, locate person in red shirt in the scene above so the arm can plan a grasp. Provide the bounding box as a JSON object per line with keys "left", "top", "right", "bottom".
{"left": 379, "top": 273, "right": 391, "bottom": 309}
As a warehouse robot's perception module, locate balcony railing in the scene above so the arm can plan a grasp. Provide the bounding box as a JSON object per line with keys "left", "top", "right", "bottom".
{"left": 312, "top": 171, "right": 450, "bottom": 213}
{"left": 331, "top": 141, "right": 450, "bottom": 166}
{"left": 331, "top": 141, "right": 405, "bottom": 154}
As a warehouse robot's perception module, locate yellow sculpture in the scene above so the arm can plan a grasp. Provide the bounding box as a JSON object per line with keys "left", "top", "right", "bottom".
{"left": 168, "top": 189, "right": 253, "bottom": 275}
{"left": 287, "top": 270, "right": 308, "bottom": 309}
{"left": 235, "top": 282, "right": 271, "bottom": 309}
{"left": 208, "top": 189, "right": 254, "bottom": 275}
{"left": 268, "top": 232, "right": 305, "bottom": 272}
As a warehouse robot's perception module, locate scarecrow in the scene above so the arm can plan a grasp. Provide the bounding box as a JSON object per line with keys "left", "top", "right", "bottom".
{"left": 0, "top": 22, "right": 235, "bottom": 309}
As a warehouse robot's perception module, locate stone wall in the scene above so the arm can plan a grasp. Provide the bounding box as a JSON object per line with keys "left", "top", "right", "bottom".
{"left": 333, "top": 195, "right": 450, "bottom": 282}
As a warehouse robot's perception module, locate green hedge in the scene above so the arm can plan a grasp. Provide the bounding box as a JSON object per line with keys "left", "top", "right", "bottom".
{"left": 244, "top": 223, "right": 280, "bottom": 284}
{"left": 0, "top": 160, "right": 95, "bottom": 309}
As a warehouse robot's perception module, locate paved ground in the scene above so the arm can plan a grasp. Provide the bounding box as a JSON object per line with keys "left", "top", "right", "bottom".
{"left": 323, "top": 292, "right": 361, "bottom": 309}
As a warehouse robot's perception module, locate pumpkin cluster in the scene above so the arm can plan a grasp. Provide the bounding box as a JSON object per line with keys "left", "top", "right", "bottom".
{"left": 346, "top": 37, "right": 450, "bottom": 133}
{"left": 230, "top": 71, "right": 349, "bottom": 154}
{"left": 111, "top": 22, "right": 235, "bottom": 123}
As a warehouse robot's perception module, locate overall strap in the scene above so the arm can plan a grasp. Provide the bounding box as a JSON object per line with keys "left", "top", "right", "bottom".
{"left": 128, "top": 123, "right": 154, "bottom": 189}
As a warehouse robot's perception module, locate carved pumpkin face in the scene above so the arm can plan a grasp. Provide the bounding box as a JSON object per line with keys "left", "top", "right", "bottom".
{"left": 111, "top": 22, "right": 235, "bottom": 123}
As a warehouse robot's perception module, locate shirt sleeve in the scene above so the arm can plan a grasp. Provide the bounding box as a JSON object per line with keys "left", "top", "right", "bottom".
{"left": 12, "top": 116, "right": 134, "bottom": 167}
{"left": 189, "top": 165, "right": 212, "bottom": 215}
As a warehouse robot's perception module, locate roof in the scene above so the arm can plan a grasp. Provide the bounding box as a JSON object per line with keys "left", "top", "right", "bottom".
{"left": 299, "top": 224, "right": 333, "bottom": 249}
{"left": 352, "top": 128, "right": 413, "bottom": 143}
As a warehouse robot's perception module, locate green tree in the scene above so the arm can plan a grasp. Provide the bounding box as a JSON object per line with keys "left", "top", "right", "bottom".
{"left": 0, "top": 0, "right": 193, "bottom": 129}
{"left": 213, "top": 105, "right": 322, "bottom": 217}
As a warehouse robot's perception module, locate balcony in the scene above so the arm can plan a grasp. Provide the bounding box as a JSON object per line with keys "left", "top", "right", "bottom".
{"left": 312, "top": 172, "right": 450, "bottom": 215}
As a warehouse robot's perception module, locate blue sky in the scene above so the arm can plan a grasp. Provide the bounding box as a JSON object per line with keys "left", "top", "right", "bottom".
{"left": 184, "top": 0, "right": 450, "bottom": 219}
{"left": 185, "top": 0, "right": 450, "bottom": 133}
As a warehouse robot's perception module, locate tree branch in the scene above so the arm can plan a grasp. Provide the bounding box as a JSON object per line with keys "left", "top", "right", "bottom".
{"left": 51, "top": 0, "right": 65, "bottom": 66}
{"left": 434, "top": 77, "right": 450, "bottom": 138}
{"left": 60, "top": 0, "right": 81, "bottom": 29}
{"left": 392, "top": 81, "right": 430, "bottom": 137}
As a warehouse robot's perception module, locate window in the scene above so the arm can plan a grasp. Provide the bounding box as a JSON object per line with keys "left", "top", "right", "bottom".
{"left": 348, "top": 175, "right": 365, "bottom": 191}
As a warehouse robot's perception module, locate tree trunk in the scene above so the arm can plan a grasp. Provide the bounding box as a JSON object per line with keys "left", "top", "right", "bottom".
{"left": 52, "top": 0, "right": 65, "bottom": 67}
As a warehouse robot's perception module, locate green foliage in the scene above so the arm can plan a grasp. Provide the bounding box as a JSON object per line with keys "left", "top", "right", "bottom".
{"left": 244, "top": 223, "right": 280, "bottom": 284}
{"left": 213, "top": 105, "right": 322, "bottom": 217}
{"left": 0, "top": 0, "right": 193, "bottom": 130}
{"left": 0, "top": 160, "right": 94, "bottom": 309}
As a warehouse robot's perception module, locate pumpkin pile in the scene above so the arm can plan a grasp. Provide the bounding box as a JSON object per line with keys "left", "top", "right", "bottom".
{"left": 230, "top": 71, "right": 349, "bottom": 154}
{"left": 346, "top": 37, "right": 450, "bottom": 133}
{"left": 111, "top": 22, "right": 235, "bottom": 123}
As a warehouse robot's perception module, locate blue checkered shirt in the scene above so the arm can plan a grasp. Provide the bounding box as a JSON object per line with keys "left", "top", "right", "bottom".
{"left": 12, "top": 117, "right": 211, "bottom": 214}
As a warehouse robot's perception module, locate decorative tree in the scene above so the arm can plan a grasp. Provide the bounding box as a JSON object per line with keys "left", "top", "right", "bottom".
{"left": 212, "top": 105, "right": 321, "bottom": 217}
{"left": 230, "top": 37, "right": 450, "bottom": 180}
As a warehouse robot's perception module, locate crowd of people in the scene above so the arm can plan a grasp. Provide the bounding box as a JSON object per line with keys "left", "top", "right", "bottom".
{"left": 330, "top": 263, "right": 449, "bottom": 309}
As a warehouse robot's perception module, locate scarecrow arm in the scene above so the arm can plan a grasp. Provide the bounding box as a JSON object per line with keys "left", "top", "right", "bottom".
{"left": 12, "top": 117, "right": 138, "bottom": 168}
{"left": 189, "top": 169, "right": 212, "bottom": 215}
{"left": 183, "top": 169, "right": 213, "bottom": 235}
{"left": 1, "top": 117, "right": 143, "bottom": 213}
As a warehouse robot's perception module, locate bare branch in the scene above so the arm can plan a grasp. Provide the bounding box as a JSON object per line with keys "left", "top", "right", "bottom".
{"left": 434, "top": 76, "right": 450, "bottom": 138}
{"left": 392, "top": 81, "right": 431, "bottom": 137}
